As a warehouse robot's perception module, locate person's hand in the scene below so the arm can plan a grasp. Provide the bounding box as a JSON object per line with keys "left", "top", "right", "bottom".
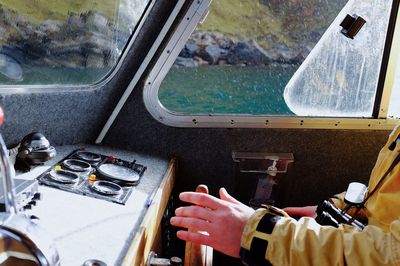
{"left": 170, "top": 187, "right": 255, "bottom": 258}
{"left": 283, "top": 205, "right": 317, "bottom": 218}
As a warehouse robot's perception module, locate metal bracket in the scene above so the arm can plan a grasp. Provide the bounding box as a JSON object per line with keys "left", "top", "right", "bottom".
{"left": 146, "top": 251, "right": 182, "bottom": 266}
{"left": 232, "top": 152, "right": 294, "bottom": 207}
{"left": 232, "top": 152, "right": 294, "bottom": 175}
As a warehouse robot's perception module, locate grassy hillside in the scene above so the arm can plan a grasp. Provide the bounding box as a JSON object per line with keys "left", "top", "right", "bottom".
{"left": 0, "top": 0, "right": 116, "bottom": 23}
{"left": 198, "top": 0, "right": 347, "bottom": 48}
{"left": 199, "top": 0, "right": 283, "bottom": 41}
{"left": 1, "top": 0, "right": 347, "bottom": 48}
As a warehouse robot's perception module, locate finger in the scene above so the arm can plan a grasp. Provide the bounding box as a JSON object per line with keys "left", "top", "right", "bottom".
{"left": 176, "top": 230, "right": 212, "bottom": 247}
{"left": 179, "top": 192, "right": 222, "bottom": 210}
{"left": 175, "top": 205, "right": 214, "bottom": 221}
{"left": 219, "top": 187, "right": 240, "bottom": 204}
{"left": 170, "top": 216, "right": 212, "bottom": 232}
{"left": 195, "top": 184, "right": 209, "bottom": 194}
{"left": 283, "top": 206, "right": 317, "bottom": 218}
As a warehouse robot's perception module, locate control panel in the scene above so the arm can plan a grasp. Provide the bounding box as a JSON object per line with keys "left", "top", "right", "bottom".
{"left": 0, "top": 178, "right": 40, "bottom": 212}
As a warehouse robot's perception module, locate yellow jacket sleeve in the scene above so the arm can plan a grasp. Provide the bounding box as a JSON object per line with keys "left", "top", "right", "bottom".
{"left": 365, "top": 124, "right": 400, "bottom": 230}
{"left": 240, "top": 210, "right": 400, "bottom": 266}
{"left": 240, "top": 124, "right": 400, "bottom": 265}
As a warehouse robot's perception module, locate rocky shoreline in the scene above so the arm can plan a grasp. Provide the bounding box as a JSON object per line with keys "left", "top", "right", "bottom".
{"left": 0, "top": 7, "right": 128, "bottom": 68}
{"left": 0, "top": 6, "right": 315, "bottom": 69}
{"left": 176, "top": 31, "right": 313, "bottom": 67}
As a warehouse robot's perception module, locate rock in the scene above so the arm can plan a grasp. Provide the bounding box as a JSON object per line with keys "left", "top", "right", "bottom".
{"left": 65, "top": 12, "right": 85, "bottom": 33}
{"left": 0, "top": 26, "right": 9, "bottom": 43}
{"left": 194, "top": 56, "right": 209, "bottom": 66}
{"left": 273, "top": 44, "right": 306, "bottom": 63}
{"left": 179, "top": 43, "right": 198, "bottom": 58}
{"left": 255, "top": 42, "right": 307, "bottom": 64}
{"left": 83, "top": 12, "right": 109, "bottom": 32}
{"left": 0, "top": 45, "right": 25, "bottom": 64}
{"left": 86, "top": 52, "right": 106, "bottom": 67}
{"left": 38, "top": 20, "right": 62, "bottom": 35}
{"left": 227, "top": 41, "right": 269, "bottom": 65}
{"left": 174, "top": 57, "right": 198, "bottom": 67}
{"left": 218, "top": 60, "right": 227, "bottom": 65}
{"left": 201, "top": 44, "right": 228, "bottom": 64}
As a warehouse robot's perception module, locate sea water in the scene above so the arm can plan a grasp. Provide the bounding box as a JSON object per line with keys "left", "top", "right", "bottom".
{"left": 159, "top": 64, "right": 297, "bottom": 115}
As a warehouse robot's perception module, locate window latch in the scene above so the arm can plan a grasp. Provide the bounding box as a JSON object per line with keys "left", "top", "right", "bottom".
{"left": 340, "top": 14, "right": 366, "bottom": 39}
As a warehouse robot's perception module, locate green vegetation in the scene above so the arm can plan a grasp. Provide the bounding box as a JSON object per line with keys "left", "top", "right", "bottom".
{"left": 198, "top": 0, "right": 347, "bottom": 48}
{"left": 1, "top": 0, "right": 346, "bottom": 45}
{"left": 0, "top": 0, "right": 116, "bottom": 24}
{"left": 0, "top": 0, "right": 348, "bottom": 61}
{"left": 198, "top": 0, "right": 284, "bottom": 44}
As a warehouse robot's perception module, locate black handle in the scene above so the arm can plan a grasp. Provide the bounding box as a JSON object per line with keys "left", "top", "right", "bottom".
{"left": 340, "top": 14, "right": 366, "bottom": 39}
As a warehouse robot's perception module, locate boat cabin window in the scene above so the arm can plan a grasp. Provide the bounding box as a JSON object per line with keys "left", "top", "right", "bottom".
{"left": 145, "top": 0, "right": 400, "bottom": 129}
{"left": 0, "top": 0, "right": 150, "bottom": 86}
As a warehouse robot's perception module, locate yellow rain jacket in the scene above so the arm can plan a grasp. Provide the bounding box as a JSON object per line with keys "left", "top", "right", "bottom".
{"left": 240, "top": 125, "right": 400, "bottom": 266}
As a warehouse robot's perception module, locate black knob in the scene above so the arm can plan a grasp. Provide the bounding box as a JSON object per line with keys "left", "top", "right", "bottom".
{"left": 29, "top": 215, "right": 40, "bottom": 221}
{"left": 33, "top": 192, "right": 41, "bottom": 200}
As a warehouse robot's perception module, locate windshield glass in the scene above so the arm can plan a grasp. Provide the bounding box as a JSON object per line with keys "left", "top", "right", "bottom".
{"left": 0, "top": 0, "right": 150, "bottom": 86}
{"left": 284, "top": 0, "right": 392, "bottom": 117}
{"left": 158, "top": 0, "right": 393, "bottom": 118}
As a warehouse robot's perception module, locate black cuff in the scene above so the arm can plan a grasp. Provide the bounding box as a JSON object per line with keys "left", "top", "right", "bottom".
{"left": 240, "top": 246, "right": 272, "bottom": 266}
{"left": 240, "top": 214, "right": 281, "bottom": 266}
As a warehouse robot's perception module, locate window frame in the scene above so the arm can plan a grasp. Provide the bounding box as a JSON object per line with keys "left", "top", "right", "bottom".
{"left": 96, "top": 0, "right": 186, "bottom": 143}
{"left": 0, "top": 0, "right": 155, "bottom": 94}
{"left": 143, "top": 0, "right": 400, "bottom": 130}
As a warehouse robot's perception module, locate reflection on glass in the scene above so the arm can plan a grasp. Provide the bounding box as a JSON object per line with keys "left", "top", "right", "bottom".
{"left": 159, "top": 0, "right": 348, "bottom": 115}
{"left": 284, "top": 0, "right": 392, "bottom": 117}
{"left": 0, "top": 0, "right": 149, "bottom": 86}
{"left": 0, "top": 229, "right": 39, "bottom": 266}
{"left": 0, "top": 53, "right": 23, "bottom": 81}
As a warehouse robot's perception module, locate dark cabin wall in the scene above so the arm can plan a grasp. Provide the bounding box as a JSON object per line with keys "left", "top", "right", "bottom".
{"left": 103, "top": 84, "right": 390, "bottom": 207}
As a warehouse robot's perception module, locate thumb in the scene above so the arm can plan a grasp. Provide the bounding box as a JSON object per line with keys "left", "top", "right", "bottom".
{"left": 219, "top": 187, "right": 240, "bottom": 204}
